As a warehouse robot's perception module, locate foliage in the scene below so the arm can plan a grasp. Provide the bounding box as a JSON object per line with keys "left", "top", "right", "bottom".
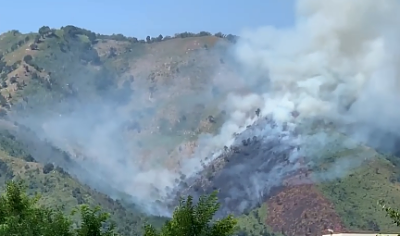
{"left": 0, "top": 127, "right": 154, "bottom": 235}
{"left": 0, "top": 181, "right": 236, "bottom": 236}
{"left": 0, "top": 181, "right": 118, "bottom": 236}
{"left": 379, "top": 200, "right": 400, "bottom": 228}
{"left": 143, "top": 191, "right": 237, "bottom": 236}
{"left": 314, "top": 146, "right": 400, "bottom": 232}
{"left": 72, "top": 205, "right": 117, "bottom": 236}
{"left": 236, "top": 204, "right": 276, "bottom": 236}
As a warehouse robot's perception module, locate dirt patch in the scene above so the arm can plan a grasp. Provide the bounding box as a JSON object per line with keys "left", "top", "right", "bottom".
{"left": 266, "top": 184, "right": 345, "bottom": 236}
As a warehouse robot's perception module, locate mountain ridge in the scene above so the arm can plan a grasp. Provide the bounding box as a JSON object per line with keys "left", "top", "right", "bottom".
{"left": 0, "top": 25, "right": 400, "bottom": 236}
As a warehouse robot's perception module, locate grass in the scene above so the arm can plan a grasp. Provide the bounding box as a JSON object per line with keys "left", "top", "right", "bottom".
{"left": 296, "top": 131, "right": 400, "bottom": 232}
{"left": 0, "top": 127, "right": 160, "bottom": 235}
{"left": 0, "top": 31, "right": 26, "bottom": 52}
{"left": 0, "top": 27, "right": 236, "bottom": 235}
{"left": 237, "top": 204, "right": 282, "bottom": 236}
{"left": 5, "top": 26, "right": 400, "bottom": 235}
{"left": 317, "top": 156, "right": 400, "bottom": 232}
{"left": 0, "top": 150, "right": 155, "bottom": 236}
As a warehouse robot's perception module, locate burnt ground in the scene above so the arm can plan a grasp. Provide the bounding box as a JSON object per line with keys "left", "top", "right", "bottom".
{"left": 170, "top": 117, "right": 303, "bottom": 217}
{"left": 168, "top": 117, "right": 351, "bottom": 235}
{"left": 266, "top": 183, "right": 346, "bottom": 236}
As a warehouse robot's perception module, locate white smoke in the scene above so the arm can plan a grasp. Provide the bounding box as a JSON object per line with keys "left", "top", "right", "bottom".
{"left": 173, "top": 0, "right": 400, "bottom": 213}
{"left": 11, "top": 0, "right": 400, "bottom": 217}
{"left": 218, "top": 0, "right": 400, "bottom": 139}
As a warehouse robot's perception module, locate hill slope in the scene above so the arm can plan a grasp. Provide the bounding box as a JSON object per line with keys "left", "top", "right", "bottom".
{"left": 0, "top": 25, "right": 400, "bottom": 236}
{"left": 0, "top": 128, "right": 162, "bottom": 236}
{"left": 0, "top": 26, "right": 238, "bottom": 235}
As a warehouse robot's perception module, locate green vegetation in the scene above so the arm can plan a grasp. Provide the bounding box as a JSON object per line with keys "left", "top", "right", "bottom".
{"left": 379, "top": 199, "right": 400, "bottom": 228}
{"left": 0, "top": 181, "right": 117, "bottom": 236}
{"left": 0, "top": 24, "right": 236, "bottom": 235}
{"left": 144, "top": 191, "right": 237, "bottom": 236}
{"left": 2, "top": 24, "right": 400, "bottom": 236}
{"left": 236, "top": 204, "right": 277, "bottom": 236}
{"left": 0, "top": 181, "right": 237, "bottom": 236}
{"left": 318, "top": 156, "right": 400, "bottom": 232}
{"left": 0, "top": 127, "right": 156, "bottom": 235}
{"left": 0, "top": 149, "right": 153, "bottom": 236}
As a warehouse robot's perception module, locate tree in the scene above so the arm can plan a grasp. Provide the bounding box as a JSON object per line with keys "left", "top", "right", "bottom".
{"left": 144, "top": 191, "right": 237, "bottom": 236}
{"left": 0, "top": 181, "right": 119, "bottom": 236}
{"left": 226, "top": 34, "right": 238, "bottom": 43}
{"left": 0, "top": 94, "right": 8, "bottom": 107}
{"left": 0, "top": 181, "right": 73, "bottom": 236}
{"left": 23, "top": 54, "right": 33, "bottom": 64}
{"left": 379, "top": 200, "right": 400, "bottom": 226}
{"left": 72, "top": 205, "right": 116, "bottom": 236}
{"left": 38, "top": 26, "right": 51, "bottom": 37}
{"left": 108, "top": 47, "right": 117, "bottom": 58}
{"left": 214, "top": 32, "right": 225, "bottom": 38}
{"left": 43, "top": 163, "right": 54, "bottom": 174}
{"left": 198, "top": 31, "right": 212, "bottom": 37}
{"left": 30, "top": 43, "right": 39, "bottom": 50}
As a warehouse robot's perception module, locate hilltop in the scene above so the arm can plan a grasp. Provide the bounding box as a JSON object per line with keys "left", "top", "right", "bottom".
{"left": 0, "top": 26, "right": 239, "bottom": 235}
{"left": 0, "top": 26, "right": 241, "bottom": 235}
{"left": 0, "top": 25, "right": 400, "bottom": 236}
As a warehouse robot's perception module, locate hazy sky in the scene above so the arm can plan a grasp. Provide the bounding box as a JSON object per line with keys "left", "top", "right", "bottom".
{"left": 1, "top": 0, "right": 295, "bottom": 39}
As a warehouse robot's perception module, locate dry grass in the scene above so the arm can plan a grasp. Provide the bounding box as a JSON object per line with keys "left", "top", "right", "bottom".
{"left": 3, "top": 41, "right": 36, "bottom": 65}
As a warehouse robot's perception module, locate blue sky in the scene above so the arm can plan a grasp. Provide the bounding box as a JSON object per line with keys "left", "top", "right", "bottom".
{"left": 1, "top": 0, "right": 295, "bottom": 39}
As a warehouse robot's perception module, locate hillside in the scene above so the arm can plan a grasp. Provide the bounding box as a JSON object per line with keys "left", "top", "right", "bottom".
{"left": 0, "top": 25, "right": 400, "bottom": 236}
{"left": 0, "top": 26, "right": 240, "bottom": 235}
{"left": 0, "top": 128, "right": 163, "bottom": 236}
{"left": 0, "top": 27, "right": 236, "bottom": 235}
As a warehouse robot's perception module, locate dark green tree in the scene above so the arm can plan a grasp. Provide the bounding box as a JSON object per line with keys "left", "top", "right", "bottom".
{"left": 72, "top": 205, "right": 117, "bottom": 236}
{"left": 38, "top": 26, "right": 51, "bottom": 36}
{"left": 23, "top": 54, "right": 33, "bottom": 64}
{"left": 144, "top": 191, "right": 237, "bottom": 236}
{"left": 379, "top": 200, "right": 400, "bottom": 226}
{"left": 0, "top": 181, "right": 73, "bottom": 236}
{"left": 0, "top": 181, "right": 119, "bottom": 236}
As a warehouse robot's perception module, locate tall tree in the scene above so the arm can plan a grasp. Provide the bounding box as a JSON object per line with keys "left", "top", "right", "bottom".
{"left": 144, "top": 191, "right": 237, "bottom": 236}
{"left": 0, "top": 181, "right": 119, "bottom": 236}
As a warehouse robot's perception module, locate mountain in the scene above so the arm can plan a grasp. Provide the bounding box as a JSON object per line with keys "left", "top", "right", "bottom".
{"left": 0, "top": 25, "right": 400, "bottom": 236}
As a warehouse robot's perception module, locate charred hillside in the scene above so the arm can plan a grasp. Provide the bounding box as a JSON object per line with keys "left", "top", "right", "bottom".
{"left": 2, "top": 22, "right": 400, "bottom": 236}
{"left": 168, "top": 116, "right": 304, "bottom": 217}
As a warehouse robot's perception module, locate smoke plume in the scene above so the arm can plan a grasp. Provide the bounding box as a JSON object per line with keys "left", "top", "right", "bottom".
{"left": 172, "top": 0, "right": 400, "bottom": 215}
{"left": 6, "top": 0, "right": 400, "bottom": 217}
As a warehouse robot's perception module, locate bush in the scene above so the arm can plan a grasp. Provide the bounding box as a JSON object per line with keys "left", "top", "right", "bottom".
{"left": 144, "top": 191, "right": 237, "bottom": 236}
{"left": 23, "top": 54, "right": 33, "bottom": 64}
{"left": 43, "top": 163, "right": 54, "bottom": 174}
{"left": 23, "top": 154, "right": 36, "bottom": 162}
{"left": 0, "top": 181, "right": 118, "bottom": 236}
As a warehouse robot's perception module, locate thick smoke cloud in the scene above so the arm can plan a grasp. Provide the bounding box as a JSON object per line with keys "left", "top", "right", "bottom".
{"left": 173, "top": 0, "right": 400, "bottom": 215}
{"left": 235, "top": 0, "right": 400, "bottom": 125}
{"left": 219, "top": 0, "right": 400, "bottom": 157}
{"left": 6, "top": 0, "right": 400, "bottom": 217}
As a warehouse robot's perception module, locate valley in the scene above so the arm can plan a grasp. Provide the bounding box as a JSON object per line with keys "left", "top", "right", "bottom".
{"left": 0, "top": 24, "right": 399, "bottom": 236}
